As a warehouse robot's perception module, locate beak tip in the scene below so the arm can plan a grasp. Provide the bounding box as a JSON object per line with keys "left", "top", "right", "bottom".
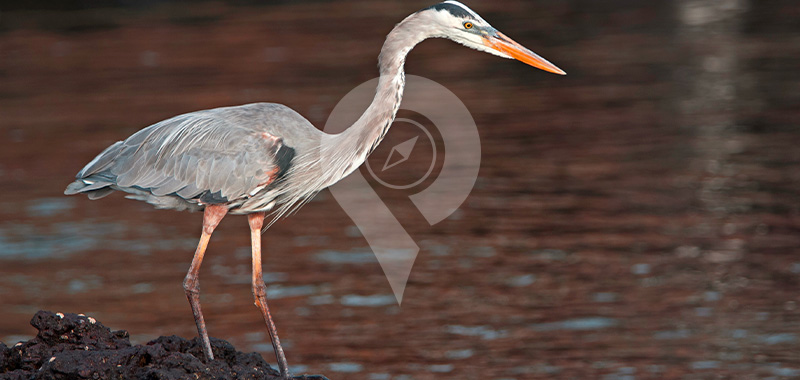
{"left": 485, "top": 32, "right": 567, "bottom": 76}
{"left": 542, "top": 66, "right": 566, "bottom": 76}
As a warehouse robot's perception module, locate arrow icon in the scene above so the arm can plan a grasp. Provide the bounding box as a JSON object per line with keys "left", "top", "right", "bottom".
{"left": 382, "top": 136, "right": 419, "bottom": 171}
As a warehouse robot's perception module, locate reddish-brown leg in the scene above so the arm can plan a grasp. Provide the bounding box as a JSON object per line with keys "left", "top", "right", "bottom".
{"left": 248, "top": 213, "right": 292, "bottom": 378}
{"left": 184, "top": 204, "right": 228, "bottom": 361}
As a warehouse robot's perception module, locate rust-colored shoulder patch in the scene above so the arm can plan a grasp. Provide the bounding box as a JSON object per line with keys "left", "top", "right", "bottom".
{"left": 252, "top": 132, "right": 296, "bottom": 193}
{"left": 261, "top": 132, "right": 281, "bottom": 144}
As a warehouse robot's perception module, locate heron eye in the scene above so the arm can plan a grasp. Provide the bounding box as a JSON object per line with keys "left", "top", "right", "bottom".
{"left": 463, "top": 22, "right": 473, "bottom": 29}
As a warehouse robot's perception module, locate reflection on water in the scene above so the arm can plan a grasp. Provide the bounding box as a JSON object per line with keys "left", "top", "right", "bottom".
{"left": 314, "top": 249, "right": 377, "bottom": 264}
{"left": 26, "top": 197, "right": 75, "bottom": 217}
{"left": 1, "top": 0, "right": 799, "bottom": 378}
{"left": 0, "top": 218, "right": 197, "bottom": 259}
{"left": 529, "top": 317, "right": 619, "bottom": 332}
{"left": 340, "top": 294, "right": 396, "bottom": 307}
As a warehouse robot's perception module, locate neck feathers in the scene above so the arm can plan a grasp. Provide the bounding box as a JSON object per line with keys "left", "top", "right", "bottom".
{"left": 329, "top": 13, "right": 431, "bottom": 179}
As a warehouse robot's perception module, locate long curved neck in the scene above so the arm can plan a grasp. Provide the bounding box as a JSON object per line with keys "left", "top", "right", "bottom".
{"left": 330, "top": 14, "right": 432, "bottom": 174}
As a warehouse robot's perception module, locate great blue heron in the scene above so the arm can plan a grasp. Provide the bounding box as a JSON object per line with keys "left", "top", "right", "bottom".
{"left": 65, "top": 1, "right": 564, "bottom": 378}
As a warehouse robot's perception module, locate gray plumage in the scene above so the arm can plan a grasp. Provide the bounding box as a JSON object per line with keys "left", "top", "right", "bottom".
{"left": 66, "top": 103, "right": 313, "bottom": 216}
{"left": 63, "top": 1, "right": 566, "bottom": 374}
{"left": 65, "top": 0, "right": 563, "bottom": 224}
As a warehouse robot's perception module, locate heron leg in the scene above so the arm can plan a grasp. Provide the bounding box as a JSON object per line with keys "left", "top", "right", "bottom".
{"left": 248, "top": 213, "right": 292, "bottom": 379}
{"left": 184, "top": 204, "right": 228, "bottom": 362}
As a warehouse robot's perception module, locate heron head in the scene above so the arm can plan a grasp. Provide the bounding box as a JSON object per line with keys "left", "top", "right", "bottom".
{"left": 417, "top": 1, "right": 566, "bottom": 75}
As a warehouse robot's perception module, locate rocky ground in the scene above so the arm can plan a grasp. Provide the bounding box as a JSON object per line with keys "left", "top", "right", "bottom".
{"left": 0, "top": 311, "right": 326, "bottom": 380}
{"left": 1, "top": 1, "right": 799, "bottom": 379}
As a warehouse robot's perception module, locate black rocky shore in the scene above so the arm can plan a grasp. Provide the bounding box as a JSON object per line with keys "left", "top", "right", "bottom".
{"left": 0, "top": 311, "right": 326, "bottom": 380}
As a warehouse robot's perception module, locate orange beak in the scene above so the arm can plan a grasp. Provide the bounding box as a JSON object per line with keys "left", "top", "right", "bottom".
{"left": 483, "top": 31, "right": 566, "bottom": 75}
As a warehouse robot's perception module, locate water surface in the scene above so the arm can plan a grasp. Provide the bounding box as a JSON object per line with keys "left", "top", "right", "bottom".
{"left": 1, "top": 1, "right": 799, "bottom": 378}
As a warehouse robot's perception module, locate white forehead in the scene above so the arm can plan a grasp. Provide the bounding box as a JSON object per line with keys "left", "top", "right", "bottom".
{"left": 429, "top": 1, "right": 489, "bottom": 24}
{"left": 442, "top": 1, "right": 481, "bottom": 19}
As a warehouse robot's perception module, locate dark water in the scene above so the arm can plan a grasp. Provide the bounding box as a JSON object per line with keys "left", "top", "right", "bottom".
{"left": 1, "top": 0, "right": 799, "bottom": 378}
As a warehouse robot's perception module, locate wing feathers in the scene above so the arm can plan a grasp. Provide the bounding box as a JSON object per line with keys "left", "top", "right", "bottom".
{"left": 67, "top": 104, "right": 297, "bottom": 210}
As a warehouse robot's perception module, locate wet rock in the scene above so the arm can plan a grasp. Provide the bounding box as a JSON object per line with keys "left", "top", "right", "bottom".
{"left": 0, "top": 311, "right": 307, "bottom": 380}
